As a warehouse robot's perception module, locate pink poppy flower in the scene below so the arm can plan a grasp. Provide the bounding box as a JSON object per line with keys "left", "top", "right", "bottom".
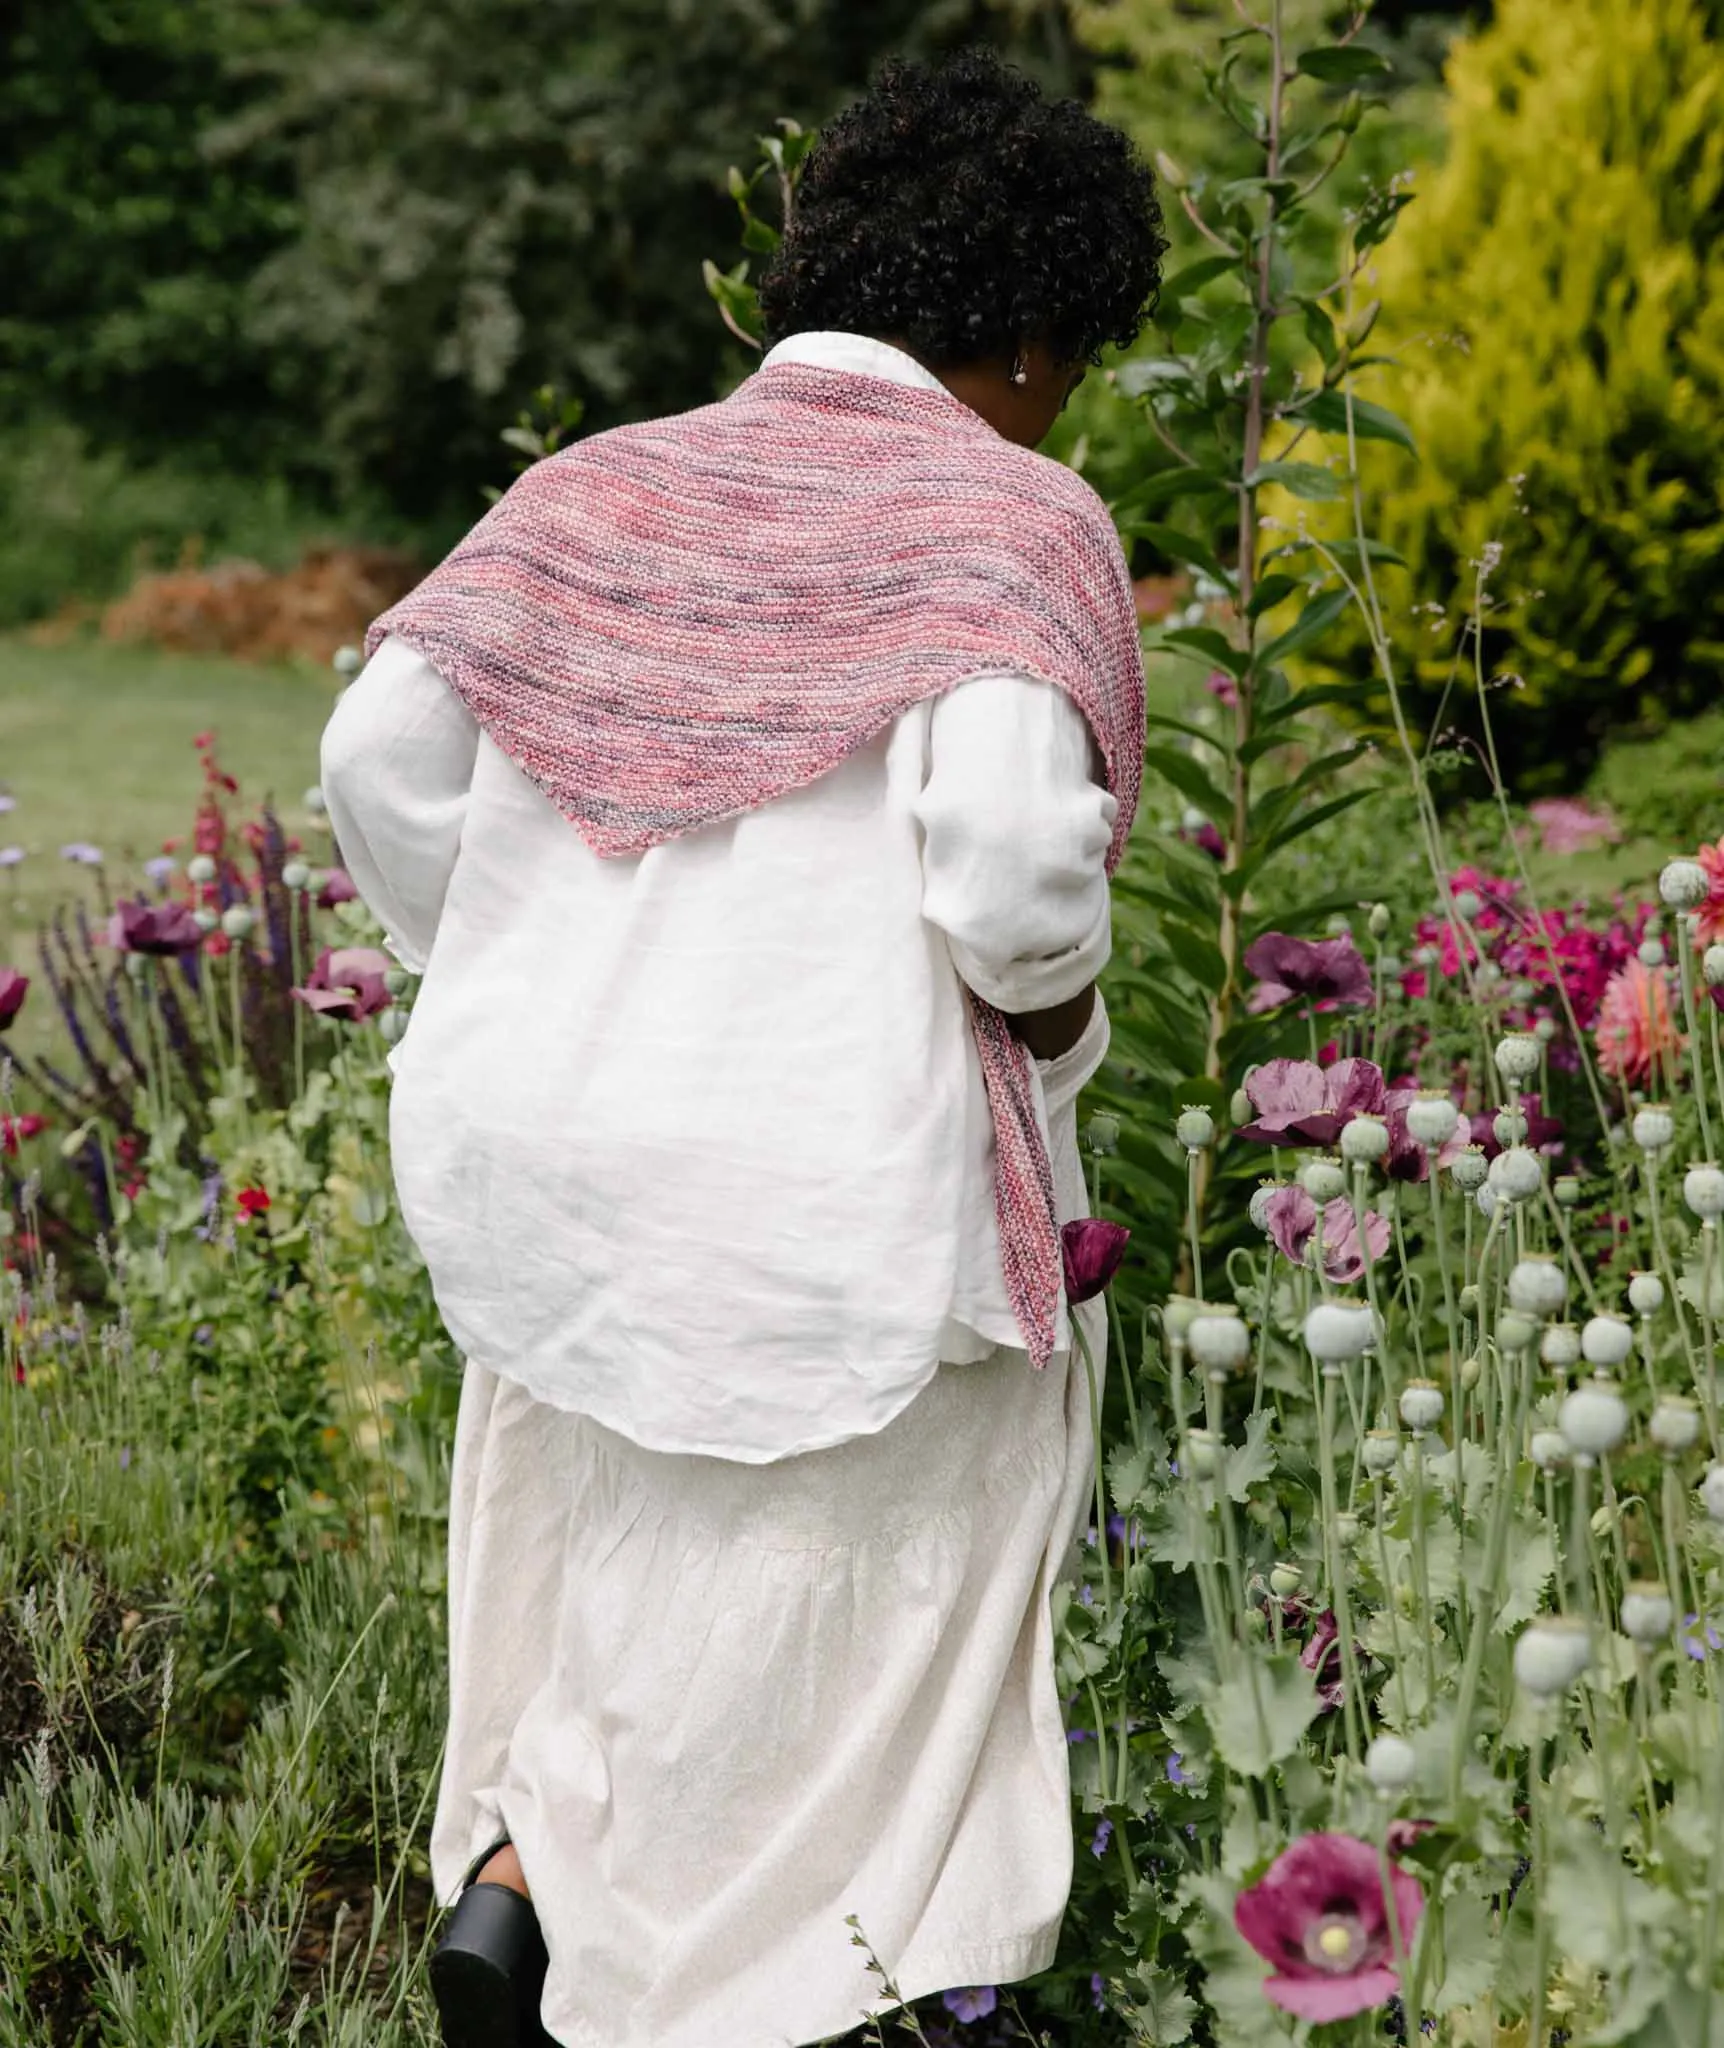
{"left": 0, "top": 968, "right": 27, "bottom": 1031}
{"left": 1595, "top": 957, "right": 1681, "bottom": 1083}
{"left": 1204, "top": 668, "right": 1240, "bottom": 708}
{"left": 1061, "top": 1219, "right": 1131, "bottom": 1304}
{"left": 291, "top": 946, "right": 394, "bottom": 1023}
{"left": 1698, "top": 839, "right": 1724, "bottom": 947}
{"left": 1237, "top": 1057, "right": 1387, "bottom": 1147}
{"left": 1235, "top": 1832, "right": 1424, "bottom": 2023}
{"left": 1528, "top": 797, "right": 1619, "bottom": 856}
{"left": 1261, "top": 1186, "right": 1390, "bottom": 1284}
{"left": 317, "top": 867, "right": 359, "bottom": 910}
{"left": 107, "top": 898, "right": 204, "bottom": 957}
{"left": 1245, "top": 932, "right": 1374, "bottom": 1013}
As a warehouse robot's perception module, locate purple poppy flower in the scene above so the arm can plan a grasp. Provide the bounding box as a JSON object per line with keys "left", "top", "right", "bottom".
{"left": 108, "top": 899, "right": 203, "bottom": 957}
{"left": 291, "top": 945, "right": 394, "bottom": 1023}
{"left": 1237, "top": 1057, "right": 1387, "bottom": 1147}
{"left": 1234, "top": 1832, "right": 1425, "bottom": 2023}
{"left": 0, "top": 847, "right": 23, "bottom": 868}
{"left": 1299, "top": 1609, "right": 1347, "bottom": 1711}
{"left": 1245, "top": 932, "right": 1374, "bottom": 1013}
{"left": 60, "top": 842, "right": 103, "bottom": 865}
{"left": 1061, "top": 1218, "right": 1131, "bottom": 1304}
{"left": 1180, "top": 816, "right": 1226, "bottom": 861}
{"left": 317, "top": 867, "right": 359, "bottom": 909}
{"left": 1260, "top": 1185, "right": 1390, "bottom": 1284}
{"left": 942, "top": 1987, "right": 998, "bottom": 2024}
{"left": 0, "top": 968, "right": 28, "bottom": 1031}
{"left": 1465, "top": 1093, "right": 1564, "bottom": 1160}
{"left": 1091, "top": 1817, "right": 1114, "bottom": 1858}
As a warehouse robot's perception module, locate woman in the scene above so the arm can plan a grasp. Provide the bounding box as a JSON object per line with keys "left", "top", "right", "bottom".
{"left": 320, "top": 46, "right": 1165, "bottom": 2048}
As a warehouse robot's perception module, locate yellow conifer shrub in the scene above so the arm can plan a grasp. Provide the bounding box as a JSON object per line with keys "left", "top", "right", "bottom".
{"left": 1356, "top": 0, "right": 1724, "bottom": 779}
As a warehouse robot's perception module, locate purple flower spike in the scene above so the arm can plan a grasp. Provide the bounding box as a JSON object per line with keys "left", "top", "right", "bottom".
{"left": 1235, "top": 1832, "right": 1425, "bottom": 2023}
{"left": 1061, "top": 1218, "right": 1131, "bottom": 1305}
{"left": 1237, "top": 1056, "right": 1386, "bottom": 1147}
{"left": 942, "top": 1987, "right": 999, "bottom": 2024}
{"left": 108, "top": 899, "right": 203, "bottom": 957}
{"left": 1245, "top": 931, "right": 1374, "bottom": 1012}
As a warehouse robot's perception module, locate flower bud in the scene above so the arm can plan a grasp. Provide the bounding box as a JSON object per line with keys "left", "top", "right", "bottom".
{"left": 1458, "top": 1283, "right": 1480, "bottom": 1318}
{"left": 1620, "top": 1583, "right": 1674, "bottom": 1644}
{"left": 304, "top": 785, "right": 327, "bottom": 815}
{"left": 383, "top": 967, "right": 411, "bottom": 996}
{"left": 1650, "top": 1398, "right": 1700, "bottom": 1456}
{"left": 1176, "top": 1105, "right": 1215, "bottom": 1152}
{"left": 1494, "top": 1034, "right": 1541, "bottom": 1083}
{"left": 1685, "top": 1164, "right": 1724, "bottom": 1221}
{"left": 1554, "top": 1174, "right": 1582, "bottom": 1208}
{"left": 1413, "top": 944, "right": 1440, "bottom": 969}
{"left": 1399, "top": 1379, "right": 1445, "bottom": 1434}
{"left": 1508, "top": 1255, "right": 1567, "bottom": 1319}
{"left": 1162, "top": 1294, "right": 1204, "bottom": 1340}
{"left": 1706, "top": 944, "right": 1724, "bottom": 988}
{"left": 1364, "top": 1732, "right": 1417, "bottom": 1794}
{"left": 1333, "top": 1511, "right": 1361, "bottom": 1548}
{"left": 1405, "top": 1093, "right": 1459, "bottom": 1148}
{"left": 1659, "top": 858, "right": 1711, "bottom": 910}
{"left": 1188, "top": 1309, "right": 1250, "bottom": 1376}
{"left": 1340, "top": 1114, "right": 1390, "bottom": 1166}
{"left": 378, "top": 1008, "right": 408, "bottom": 1045}
{"left": 1475, "top": 1184, "right": 1498, "bottom": 1222}
{"left": 193, "top": 908, "right": 219, "bottom": 934}
{"left": 1488, "top": 1147, "right": 1543, "bottom": 1203}
{"left": 1493, "top": 1108, "right": 1528, "bottom": 1148}
{"left": 1534, "top": 1016, "right": 1558, "bottom": 1044}
{"left": 1449, "top": 1147, "right": 1488, "bottom": 1192}
{"left": 1475, "top": 960, "right": 1503, "bottom": 992}
{"left": 1632, "top": 1105, "right": 1675, "bottom": 1153}
{"left": 220, "top": 905, "right": 255, "bottom": 940}
{"left": 1628, "top": 1270, "right": 1665, "bottom": 1316}
{"left": 1529, "top": 1430, "right": 1569, "bottom": 1473}
{"left": 332, "top": 644, "right": 363, "bottom": 678}
{"left": 1230, "top": 1088, "right": 1253, "bottom": 1126}
{"left": 1300, "top": 1157, "right": 1347, "bottom": 1203}
{"left": 1085, "top": 1111, "right": 1121, "bottom": 1156}
{"left": 1700, "top": 1464, "right": 1724, "bottom": 1523}
{"left": 1183, "top": 1427, "right": 1221, "bottom": 1480}
{"left": 1269, "top": 1562, "right": 1303, "bottom": 1600}
{"left": 1458, "top": 1354, "right": 1482, "bottom": 1390}
{"left": 1248, "top": 1181, "right": 1285, "bottom": 1232}
{"left": 1303, "top": 1299, "right": 1377, "bottom": 1365}
{"left": 1559, "top": 1379, "right": 1629, "bottom": 1460}
{"left": 186, "top": 854, "right": 217, "bottom": 885}
{"left": 1513, "top": 1617, "right": 1591, "bottom": 1698}
{"left": 1497, "top": 1310, "right": 1540, "bottom": 1354}
{"left": 1539, "top": 1322, "right": 1581, "bottom": 1372}
{"left": 1453, "top": 889, "right": 1482, "bottom": 921}
{"left": 1362, "top": 1429, "right": 1401, "bottom": 1478}
{"left": 1579, "top": 1313, "right": 1633, "bottom": 1370}
{"left": 1368, "top": 902, "right": 1392, "bottom": 940}
{"left": 281, "top": 860, "right": 311, "bottom": 891}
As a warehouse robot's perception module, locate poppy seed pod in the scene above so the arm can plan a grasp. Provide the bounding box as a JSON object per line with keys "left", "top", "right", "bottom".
{"left": 1399, "top": 1379, "right": 1445, "bottom": 1433}
{"left": 220, "top": 905, "right": 255, "bottom": 940}
{"left": 193, "top": 907, "right": 219, "bottom": 934}
{"left": 1706, "top": 944, "right": 1724, "bottom": 988}
{"left": 1333, "top": 1511, "right": 1361, "bottom": 1548}
{"left": 1493, "top": 1108, "right": 1529, "bottom": 1148}
{"left": 1368, "top": 902, "right": 1392, "bottom": 940}
{"left": 1628, "top": 1271, "right": 1666, "bottom": 1316}
{"left": 1183, "top": 1428, "right": 1221, "bottom": 1480}
{"left": 1650, "top": 1398, "right": 1700, "bottom": 1455}
{"left": 1529, "top": 1430, "right": 1569, "bottom": 1473}
{"left": 1340, "top": 1114, "right": 1390, "bottom": 1166}
{"left": 1539, "top": 1323, "right": 1581, "bottom": 1372}
{"left": 1659, "top": 858, "right": 1711, "bottom": 910}
{"left": 1162, "top": 1295, "right": 1204, "bottom": 1340}
{"left": 1684, "top": 1164, "right": 1724, "bottom": 1221}
{"left": 1362, "top": 1429, "right": 1402, "bottom": 1478}
{"left": 1303, "top": 1299, "right": 1377, "bottom": 1365}
{"left": 1475, "top": 1184, "right": 1499, "bottom": 1222}
{"left": 378, "top": 1008, "right": 408, "bottom": 1045}
{"left": 1632, "top": 1105, "right": 1675, "bottom": 1153}
{"left": 1085, "top": 1111, "right": 1121, "bottom": 1156}
{"left": 1507, "top": 1255, "right": 1567, "bottom": 1318}
{"left": 1579, "top": 1314, "right": 1633, "bottom": 1370}
{"left": 1488, "top": 1147, "right": 1544, "bottom": 1203}
{"left": 281, "top": 860, "right": 311, "bottom": 891}
{"left": 1513, "top": 1617, "right": 1591, "bottom": 1698}
{"left": 1699, "top": 1464, "right": 1724, "bottom": 1523}
{"left": 1405, "top": 1093, "right": 1460, "bottom": 1148}
{"left": 1364, "top": 1733, "right": 1417, "bottom": 1794}
{"left": 332, "top": 644, "right": 363, "bottom": 679}
{"left": 186, "top": 854, "right": 217, "bottom": 885}
{"left": 1620, "top": 1583, "right": 1674, "bottom": 1644}
{"left": 1453, "top": 889, "right": 1482, "bottom": 921}
{"left": 1638, "top": 938, "right": 1667, "bottom": 969}
{"left": 1248, "top": 1181, "right": 1286, "bottom": 1233}
{"left": 1497, "top": 1310, "right": 1540, "bottom": 1354}
{"left": 1458, "top": 1354, "right": 1482, "bottom": 1391}
{"left": 1554, "top": 1175, "right": 1582, "bottom": 1209}
{"left": 1299, "top": 1157, "right": 1347, "bottom": 1204}
{"left": 1535, "top": 1016, "right": 1558, "bottom": 1043}
{"left": 1559, "top": 1380, "right": 1629, "bottom": 1460}
{"left": 1476, "top": 960, "right": 1503, "bottom": 991}
{"left": 1450, "top": 1147, "right": 1489, "bottom": 1192}
{"left": 1269, "top": 1562, "right": 1303, "bottom": 1600}
{"left": 1494, "top": 1034, "right": 1541, "bottom": 1084}
{"left": 1188, "top": 1310, "right": 1251, "bottom": 1376}
{"left": 383, "top": 968, "right": 411, "bottom": 996}
{"left": 304, "top": 785, "right": 327, "bottom": 815}
{"left": 1176, "top": 1105, "right": 1215, "bottom": 1152}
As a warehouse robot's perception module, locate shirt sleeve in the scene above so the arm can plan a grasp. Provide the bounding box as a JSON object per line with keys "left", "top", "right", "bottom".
{"left": 318, "top": 636, "right": 480, "bottom": 975}
{"left": 912, "top": 671, "right": 1119, "bottom": 1014}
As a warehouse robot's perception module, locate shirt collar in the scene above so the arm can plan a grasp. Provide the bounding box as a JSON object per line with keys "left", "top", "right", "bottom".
{"left": 758, "top": 330, "right": 947, "bottom": 395}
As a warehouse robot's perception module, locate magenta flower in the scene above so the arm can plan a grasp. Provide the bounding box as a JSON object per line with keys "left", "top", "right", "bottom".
{"left": 1245, "top": 932, "right": 1374, "bottom": 1013}
{"left": 942, "top": 1987, "right": 999, "bottom": 2023}
{"left": 291, "top": 945, "right": 394, "bottom": 1022}
{"left": 108, "top": 898, "right": 203, "bottom": 956}
{"left": 1205, "top": 668, "right": 1240, "bottom": 708}
{"left": 1061, "top": 1218, "right": 1131, "bottom": 1304}
{"left": 1261, "top": 1186, "right": 1390, "bottom": 1284}
{"left": 1237, "top": 1057, "right": 1387, "bottom": 1147}
{"left": 1235, "top": 1832, "right": 1424, "bottom": 2023}
{"left": 0, "top": 967, "right": 27, "bottom": 1031}
{"left": 317, "top": 867, "right": 359, "bottom": 910}
{"left": 1298, "top": 1609, "right": 1345, "bottom": 1710}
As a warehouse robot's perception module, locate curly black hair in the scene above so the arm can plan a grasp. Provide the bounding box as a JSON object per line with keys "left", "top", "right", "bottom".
{"left": 757, "top": 48, "right": 1168, "bottom": 370}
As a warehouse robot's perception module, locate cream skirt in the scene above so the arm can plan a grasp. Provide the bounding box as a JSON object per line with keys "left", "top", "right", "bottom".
{"left": 426, "top": 1292, "right": 1106, "bottom": 2048}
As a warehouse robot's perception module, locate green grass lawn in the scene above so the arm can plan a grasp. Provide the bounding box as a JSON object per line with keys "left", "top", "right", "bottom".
{"left": 2, "top": 634, "right": 338, "bottom": 1058}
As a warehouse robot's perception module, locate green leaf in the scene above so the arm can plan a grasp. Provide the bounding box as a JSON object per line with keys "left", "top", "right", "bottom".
{"left": 1257, "top": 587, "right": 1351, "bottom": 667}
{"left": 1142, "top": 743, "right": 1232, "bottom": 819}
{"left": 1301, "top": 298, "right": 1339, "bottom": 369}
{"left": 1115, "top": 359, "right": 1196, "bottom": 399}
{"left": 1246, "top": 459, "right": 1346, "bottom": 501}
{"left": 1145, "top": 709, "right": 1230, "bottom": 751}
{"left": 1246, "top": 572, "right": 1302, "bottom": 619}
{"left": 1109, "top": 465, "right": 1234, "bottom": 522}
{"left": 1205, "top": 1653, "right": 1321, "bottom": 1775}
{"left": 739, "top": 214, "right": 779, "bottom": 253}
{"left": 1428, "top": 1889, "right": 1499, "bottom": 2015}
{"left": 1492, "top": 1522, "right": 1555, "bottom": 1630}
{"left": 1224, "top": 1410, "right": 1276, "bottom": 1502}
{"left": 1541, "top": 1822, "right": 1681, "bottom": 1974}
{"left": 1153, "top": 627, "right": 1247, "bottom": 678}
{"left": 1156, "top": 254, "right": 1239, "bottom": 303}
{"left": 1121, "top": 1968, "right": 1199, "bottom": 2047}
{"left": 1297, "top": 44, "right": 1392, "bottom": 82}
{"left": 1178, "top": 1873, "right": 1295, "bottom": 2048}
{"left": 1161, "top": 920, "right": 1228, "bottom": 993}
{"left": 1125, "top": 521, "right": 1236, "bottom": 588}
{"left": 1300, "top": 386, "right": 1419, "bottom": 455}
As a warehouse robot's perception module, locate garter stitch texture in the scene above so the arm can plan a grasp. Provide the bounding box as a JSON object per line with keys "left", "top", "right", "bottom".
{"left": 366, "top": 362, "right": 1145, "bottom": 1369}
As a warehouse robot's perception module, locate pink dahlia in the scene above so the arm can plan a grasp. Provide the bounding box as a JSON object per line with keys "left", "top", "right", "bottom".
{"left": 1595, "top": 957, "right": 1681, "bottom": 1084}
{"left": 1235, "top": 1832, "right": 1424, "bottom": 2023}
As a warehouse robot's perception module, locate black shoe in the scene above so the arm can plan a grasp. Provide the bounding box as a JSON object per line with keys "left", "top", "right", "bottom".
{"left": 429, "top": 1832, "right": 557, "bottom": 2048}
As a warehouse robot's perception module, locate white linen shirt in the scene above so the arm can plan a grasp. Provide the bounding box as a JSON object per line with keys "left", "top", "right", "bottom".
{"left": 321, "top": 330, "right": 1120, "bottom": 1463}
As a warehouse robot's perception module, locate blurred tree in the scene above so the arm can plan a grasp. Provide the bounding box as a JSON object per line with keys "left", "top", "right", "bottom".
{"left": 210, "top": 0, "right": 1090, "bottom": 520}
{"left": 1344, "top": 0, "right": 1724, "bottom": 782}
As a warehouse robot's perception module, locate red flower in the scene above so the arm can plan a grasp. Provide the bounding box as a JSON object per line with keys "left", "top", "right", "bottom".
{"left": 236, "top": 1187, "right": 271, "bottom": 1220}
{"left": 0, "top": 968, "right": 28, "bottom": 1031}
{"left": 1060, "top": 1219, "right": 1131, "bottom": 1304}
{"left": 1235, "top": 1833, "right": 1424, "bottom": 2022}
{"left": 1, "top": 1113, "right": 47, "bottom": 1156}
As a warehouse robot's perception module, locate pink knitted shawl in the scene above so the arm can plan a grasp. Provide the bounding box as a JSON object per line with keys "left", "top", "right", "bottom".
{"left": 366, "top": 362, "right": 1145, "bottom": 1369}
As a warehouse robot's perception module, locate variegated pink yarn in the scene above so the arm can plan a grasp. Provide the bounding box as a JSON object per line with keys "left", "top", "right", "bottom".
{"left": 368, "top": 362, "right": 1146, "bottom": 1367}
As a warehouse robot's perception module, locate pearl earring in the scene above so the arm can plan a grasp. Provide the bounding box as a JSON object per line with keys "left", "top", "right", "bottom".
{"left": 1009, "top": 354, "right": 1028, "bottom": 386}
